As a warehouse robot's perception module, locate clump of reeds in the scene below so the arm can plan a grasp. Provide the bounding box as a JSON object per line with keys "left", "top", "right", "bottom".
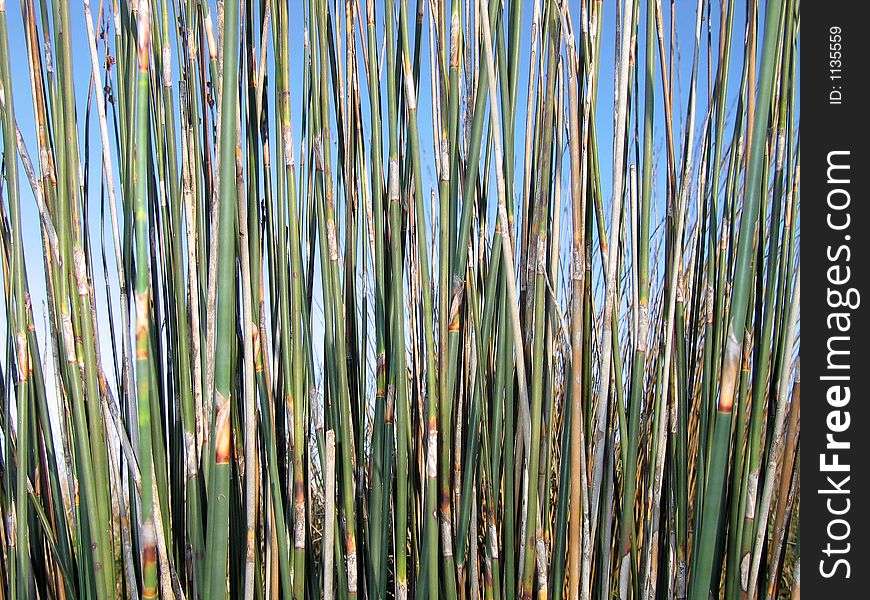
{"left": 0, "top": 0, "right": 800, "bottom": 599}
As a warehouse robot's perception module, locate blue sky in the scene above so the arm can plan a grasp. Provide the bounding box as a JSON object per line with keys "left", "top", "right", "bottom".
{"left": 2, "top": 0, "right": 785, "bottom": 408}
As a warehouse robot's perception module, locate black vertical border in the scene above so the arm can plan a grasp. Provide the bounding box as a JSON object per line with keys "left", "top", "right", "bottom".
{"left": 803, "top": 2, "right": 868, "bottom": 597}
